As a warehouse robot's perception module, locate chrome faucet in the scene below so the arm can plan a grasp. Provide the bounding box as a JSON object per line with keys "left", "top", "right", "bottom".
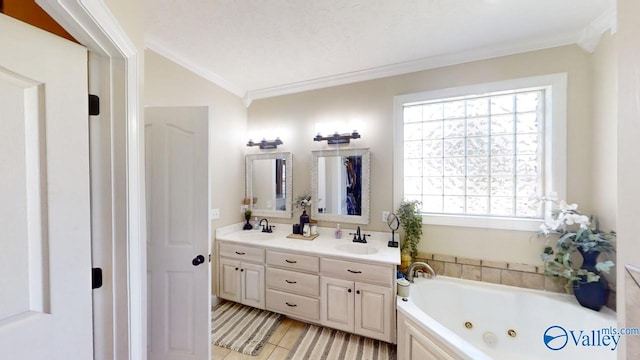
{"left": 259, "top": 218, "right": 274, "bottom": 233}
{"left": 406, "top": 262, "right": 437, "bottom": 282}
{"left": 349, "top": 226, "right": 370, "bottom": 243}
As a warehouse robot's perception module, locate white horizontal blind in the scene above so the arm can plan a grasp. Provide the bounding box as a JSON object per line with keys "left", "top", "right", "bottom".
{"left": 402, "top": 89, "right": 545, "bottom": 219}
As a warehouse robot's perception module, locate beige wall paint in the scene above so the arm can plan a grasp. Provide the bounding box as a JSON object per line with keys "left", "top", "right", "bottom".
{"left": 144, "top": 49, "right": 247, "bottom": 228}
{"left": 617, "top": 0, "right": 640, "bottom": 358}
{"left": 590, "top": 32, "right": 617, "bottom": 232}
{"left": 249, "top": 45, "right": 600, "bottom": 265}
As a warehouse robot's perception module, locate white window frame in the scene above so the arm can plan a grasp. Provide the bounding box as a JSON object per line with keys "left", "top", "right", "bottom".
{"left": 393, "top": 73, "right": 567, "bottom": 231}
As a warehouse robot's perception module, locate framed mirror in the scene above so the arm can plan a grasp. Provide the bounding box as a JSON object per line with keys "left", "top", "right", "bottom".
{"left": 245, "top": 152, "right": 292, "bottom": 218}
{"left": 311, "top": 148, "right": 370, "bottom": 224}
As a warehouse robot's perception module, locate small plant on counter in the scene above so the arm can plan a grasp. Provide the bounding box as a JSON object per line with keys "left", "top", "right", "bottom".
{"left": 294, "top": 194, "right": 312, "bottom": 210}
{"left": 244, "top": 209, "right": 252, "bottom": 220}
{"left": 397, "top": 199, "right": 423, "bottom": 259}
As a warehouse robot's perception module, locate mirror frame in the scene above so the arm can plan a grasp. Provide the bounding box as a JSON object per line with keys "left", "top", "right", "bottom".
{"left": 245, "top": 152, "right": 293, "bottom": 218}
{"left": 311, "top": 148, "right": 370, "bottom": 224}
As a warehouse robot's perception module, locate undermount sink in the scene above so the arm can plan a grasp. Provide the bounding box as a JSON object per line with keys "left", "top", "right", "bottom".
{"left": 335, "top": 243, "right": 379, "bottom": 255}
{"left": 236, "top": 231, "right": 275, "bottom": 240}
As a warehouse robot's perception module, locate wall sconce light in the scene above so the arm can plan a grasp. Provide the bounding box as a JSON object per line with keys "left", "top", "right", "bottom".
{"left": 313, "top": 130, "right": 361, "bottom": 144}
{"left": 246, "top": 138, "right": 283, "bottom": 150}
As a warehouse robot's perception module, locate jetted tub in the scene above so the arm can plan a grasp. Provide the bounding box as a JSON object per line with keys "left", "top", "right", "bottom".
{"left": 396, "top": 276, "right": 618, "bottom": 360}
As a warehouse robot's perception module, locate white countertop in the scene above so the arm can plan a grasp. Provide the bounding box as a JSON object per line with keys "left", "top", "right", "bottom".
{"left": 216, "top": 222, "right": 401, "bottom": 265}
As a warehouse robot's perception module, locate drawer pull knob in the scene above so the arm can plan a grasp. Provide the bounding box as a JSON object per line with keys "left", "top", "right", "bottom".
{"left": 285, "top": 302, "right": 297, "bottom": 307}
{"left": 235, "top": 267, "right": 239, "bottom": 271}
{"left": 285, "top": 259, "right": 297, "bottom": 264}
{"left": 347, "top": 269, "right": 362, "bottom": 274}
{"left": 356, "top": 290, "right": 360, "bottom": 295}
{"left": 285, "top": 280, "right": 297, "bottom": 284}
{"left": 348, "top": 288, "right": 352, "bottom": 293}
{"left": 235, "top": 251, "right": 245, "bottom": 255}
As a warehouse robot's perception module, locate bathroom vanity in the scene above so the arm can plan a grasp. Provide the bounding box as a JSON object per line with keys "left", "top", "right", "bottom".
{"left": 215, "top": 223, "right": 400, "bottom": 343}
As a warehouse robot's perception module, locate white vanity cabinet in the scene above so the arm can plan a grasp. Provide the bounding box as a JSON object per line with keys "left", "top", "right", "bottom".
{"left": 218, "top": 242, "right": 265, "bottom": 309}
{"left": 265, "top": 250, "right": 320, "bottom": 322}
{"left": 320, "top": 258, "right": 395, "bottom": 343}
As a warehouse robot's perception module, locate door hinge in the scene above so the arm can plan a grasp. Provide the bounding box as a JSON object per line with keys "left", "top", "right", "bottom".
{"left": 92, "top": 268, "right": 103, "bottom": 289}
{"left": 89, "top": 94, "right": 100, "bottom": 116}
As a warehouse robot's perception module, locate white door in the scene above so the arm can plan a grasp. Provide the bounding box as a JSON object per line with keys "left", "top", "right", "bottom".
{"left": 0, "top": 14, "right": 92, "bottom": 360}
{"left": 146, "top": 106, "right": 211, "bottom": 360}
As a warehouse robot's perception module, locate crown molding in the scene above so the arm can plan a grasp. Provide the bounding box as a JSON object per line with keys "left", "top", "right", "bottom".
{"left": 146, "top": 7, "right": 615, "bottom": 107}
{"left": 244, "top": 31, "right": 579, "bottom": 104}
{"left": 145, "top": 38, "right": 246, "bottom": 98}
{"left": 577, "top": 5, "right": 617, "bottom": 53}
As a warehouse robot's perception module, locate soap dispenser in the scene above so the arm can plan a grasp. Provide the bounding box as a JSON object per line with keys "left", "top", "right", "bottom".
{"left": 335, "top": 224, "right": 342, "bottom": 239}
{"left": 253, "top": 216, "right": 260, "bottom": 230}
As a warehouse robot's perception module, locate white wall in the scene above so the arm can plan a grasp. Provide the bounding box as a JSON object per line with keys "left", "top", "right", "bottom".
{"left": 616, "top": 0, "right": 640, "bottom": 358}
{"left": 249, "top": 44, "right": 607, "bottom": 266}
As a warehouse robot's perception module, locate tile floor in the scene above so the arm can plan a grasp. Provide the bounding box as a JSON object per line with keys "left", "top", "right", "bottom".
{"left": 211, "top": 317, "right": 307, "bottom": 360}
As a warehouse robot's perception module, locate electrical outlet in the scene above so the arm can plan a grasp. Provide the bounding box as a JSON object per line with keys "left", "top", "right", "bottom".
{"left": 382, "top": 211, "right": 390, "bottom": 222}
{"left": 211, "top": 208, "right": 220, "bottom": 220}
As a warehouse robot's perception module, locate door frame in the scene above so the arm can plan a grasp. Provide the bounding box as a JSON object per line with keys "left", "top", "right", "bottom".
{"left": 36, "top": 1, "right": 145, "bottom": 359}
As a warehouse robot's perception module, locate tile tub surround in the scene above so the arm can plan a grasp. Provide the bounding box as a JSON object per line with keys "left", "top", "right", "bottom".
{"left": 415, "top": 252, "right": 617, "bottom": 310}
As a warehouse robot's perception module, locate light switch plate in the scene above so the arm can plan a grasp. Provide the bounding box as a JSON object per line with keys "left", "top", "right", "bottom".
{"left": 211, "top": 208, "right": 220, "bottom": 220}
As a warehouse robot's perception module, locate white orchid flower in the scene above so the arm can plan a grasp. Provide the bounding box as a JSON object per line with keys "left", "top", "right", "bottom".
{"left": 559, "top": 200, "right": 578, "bottom": 211}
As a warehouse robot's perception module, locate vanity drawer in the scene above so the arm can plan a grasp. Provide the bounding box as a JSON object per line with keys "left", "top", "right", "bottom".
{"left": 266, "top": 289, "right": 319, "bottom": 321}
{"left": 266, "top": 250, "right": 319, "bottom": 273}
{"left": 266, "top": 267, "right": 319, "bottom": 297}
{"left": 219, "top": 243, "right": 264, "bottom": 263}
{"left": 321, "top": 258, "right": 393, "bottom": 286}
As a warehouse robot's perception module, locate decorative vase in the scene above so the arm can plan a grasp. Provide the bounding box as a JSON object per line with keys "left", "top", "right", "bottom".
{"left": 243, "top": 215, "right": 253, "bottom": 230}
{"left": 299, "top": 209, "right": 310, "bottom": 228}
{"left": 573, "top": 248, "right": 608, "bottom": 311}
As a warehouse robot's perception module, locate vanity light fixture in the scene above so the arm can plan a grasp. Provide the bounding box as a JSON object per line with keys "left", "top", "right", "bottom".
{"left": 313, "top": 130, "right": 361, "bottom": 144}
{"left": 247, "top": 138, "right": 283, "bottom": 150}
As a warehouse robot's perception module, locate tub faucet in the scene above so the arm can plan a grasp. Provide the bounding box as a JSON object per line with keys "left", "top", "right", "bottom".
{"left": 259, "top": 218, "right": 274, "bottom": 233}
{"left": 349, "top": 226, "right": 370, "bottom": 243}
{"left": 406, "top": 262, "right": 437, "bottom": 282}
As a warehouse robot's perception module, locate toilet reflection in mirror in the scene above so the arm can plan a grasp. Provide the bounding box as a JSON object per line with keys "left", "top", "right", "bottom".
{"left": 312, "top": 148, "right": 370, "bottom": 224}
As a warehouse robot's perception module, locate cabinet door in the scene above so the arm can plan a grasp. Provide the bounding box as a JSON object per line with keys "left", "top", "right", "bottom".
{"left": 242, "top": 262, "right": 265, "bottom": 309}
{"left": 320, "top": 277, "right": 354, "bottom": 333}
{"left": 219, "top": 258, "right": 241, "bottom": 302}
{"left": 355, "top": 283, "right": 392, "bottom": 342}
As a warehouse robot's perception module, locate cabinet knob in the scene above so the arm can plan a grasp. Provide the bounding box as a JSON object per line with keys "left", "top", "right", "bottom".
{"left": 348, "top": 288, "right": 352, "bottom": 293}
{"left": 241, "top": 268, "right": 244, "bottom": 272}
{"left": 235, "top": 267, "right": 239, "bottom": 271}
{"left": 356, "top": 290, "right": 360, "bottom": 295}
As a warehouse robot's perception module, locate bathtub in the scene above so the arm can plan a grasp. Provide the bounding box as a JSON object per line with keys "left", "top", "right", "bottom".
{"left": 396, "top": 276, "right": 618, "bottom": 360}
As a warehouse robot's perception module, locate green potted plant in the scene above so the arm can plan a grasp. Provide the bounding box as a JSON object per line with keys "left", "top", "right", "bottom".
{"left": 537, "top": 198, "right": 615, "bottom": 310}
{"left": 397, "top": 200, "right": 423, "bottom": 274}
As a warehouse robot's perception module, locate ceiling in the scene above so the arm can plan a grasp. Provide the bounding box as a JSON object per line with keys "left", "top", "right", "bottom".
{"left": 144, "top": 0, "right": 615, "bottom": 104}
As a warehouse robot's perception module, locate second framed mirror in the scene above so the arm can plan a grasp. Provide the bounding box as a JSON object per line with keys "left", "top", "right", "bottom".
{"left": 311, "top": 148, "right": 370, "bottom": 224}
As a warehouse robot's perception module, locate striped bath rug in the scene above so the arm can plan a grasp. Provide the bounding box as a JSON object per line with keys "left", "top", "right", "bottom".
{"left": 211, "top": 301, "right": 284, "bottom": 356}
{"left": 286, "top": 324, "right": 397, "bottom": 360}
